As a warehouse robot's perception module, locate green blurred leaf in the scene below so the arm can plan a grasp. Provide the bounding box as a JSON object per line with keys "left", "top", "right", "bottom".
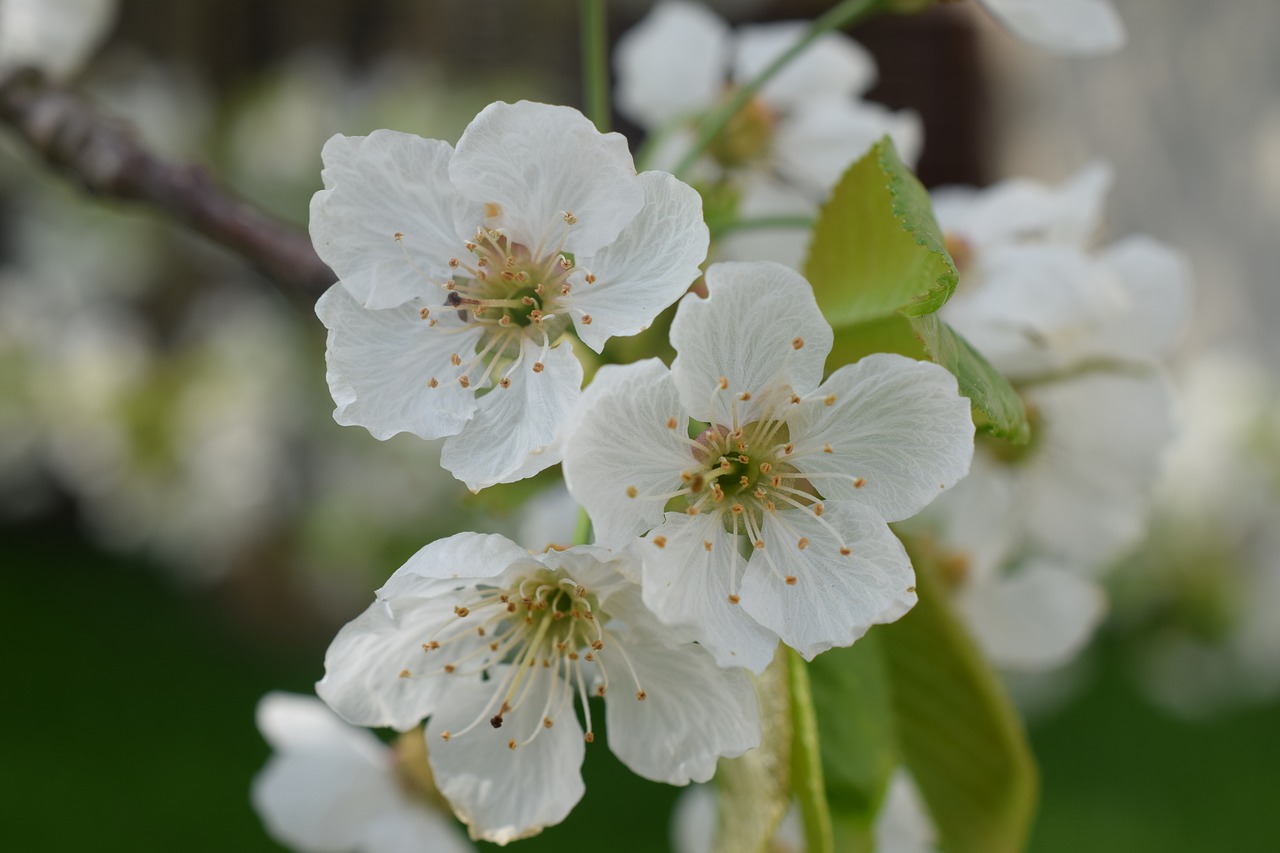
{"left": 803, "top": 137, "right": 957, "bottom": 328}
{"left": 714, "top": 648, "right": 792, "bottom": 853}
{"left": 879, "top": 538, "right": 1039, "bottom": 853}
{"left": 808, "top": 632, "right": 897, "bottom": 853}
{"left": 909, "top": 314, "right": 1030, "bottom": 443}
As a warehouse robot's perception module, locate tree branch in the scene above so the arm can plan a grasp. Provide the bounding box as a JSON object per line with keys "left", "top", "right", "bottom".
{"left": 0, "top": 69, "right": 335, "bottom": 299}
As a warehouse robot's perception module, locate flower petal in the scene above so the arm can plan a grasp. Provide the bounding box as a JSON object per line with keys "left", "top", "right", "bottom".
{"left": 358, "top": 808, "right": 474, "bottom": 853}
{"left": 981, "top": 0, "right": 1126, "bottom": 55}
{"left": 379, "top": 532, "right": 533, "bottom": 595}
{"left": 670, "top": 261, "right": 832, "bottom": 424}
{"left": 602, "top": 631, "right": 760, "bottom": 784}
{"left": 956, "top": 560, "right": 1107, "bottom": 670}
{"left": 316, "top": 284, "right": 481, "bottom": 441}
{"left": 933, "top": 161, "right": 1113, "bottom": 250}
{"left": 786, "top": 354, "right": 974, "bottom": 523}
{"left": 775, "top": 98, "right": 924, "bottom": 193}
{"left": 639, "top": 512, "right": 780, "bottom": 673}
{"left": 734, "top": 22, "right": 876, "bottom": 107}
{"left": 450, "top": 101, "right": 644, "bottom": 259}
{"left": 741, "top": 502, "right": 917, "bottom": 659}
{"left": 316, "top": 592, "right": 476, "bottom": 731}
{"left": 1019, "top": 370, "right": 1173, "bottom": 568}
{"left": 567, "top": 171, "right": 709, "bottom": 352}
{"left": 614, "top": 0, "right": 730, "bottom": 128}
{"left": 253, "top": 700, "right": 397, "bottom": 853}
{"left": 562, "top": 363, "right": 696, "bottom": 548}
{"left": 310, "top": 131, "right": 484, "bottom": 309}
{"left": 439, "top": 336, "right": 583, "bottom": 491}
{"left": 1095, "top": 235, "right": 1193, "bottom": 362}
{"left": 944, "top": 244, "right": 1127, "bottom": 379}
{"left": 425, "top": 667, "right": 586, "bottom": 845}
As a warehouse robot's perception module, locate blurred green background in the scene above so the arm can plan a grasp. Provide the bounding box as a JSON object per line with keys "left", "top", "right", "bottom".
{"left": 6, "top": 519, "right": 1278, "bottom": 852}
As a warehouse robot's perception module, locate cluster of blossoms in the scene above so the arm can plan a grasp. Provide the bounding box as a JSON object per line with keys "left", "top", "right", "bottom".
{"left": 243, "top": 2, "right": 1217, "bottom": 851}
{"left": 273, "top": 92, "right": 976, "bottom": 846}
{"left": 911, "top": 162, "right": 1192, "bottom": 674}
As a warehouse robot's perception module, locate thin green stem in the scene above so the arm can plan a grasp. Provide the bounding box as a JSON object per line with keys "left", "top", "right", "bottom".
{"left": 789, "top": 648, "right": 835, "bottom": 853}
{"left": 672, "top": 0, "right": 885, "bottom": 178}
{"left": 708, "top": 214, "right": 816, "bottom": 239}
{"left": 579, "top": 0, "right": 611, "bottom": 132}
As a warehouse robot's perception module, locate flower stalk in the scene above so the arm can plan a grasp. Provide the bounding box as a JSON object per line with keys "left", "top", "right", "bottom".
{"left": 789, "top": 648, "right": 835, "bottom": 853}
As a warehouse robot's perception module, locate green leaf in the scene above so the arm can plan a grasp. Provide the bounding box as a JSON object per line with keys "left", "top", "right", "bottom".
{"left": 823, "top": 314, "right": 1030, "bottom": 443}
{"left": 909, "top": 314, "right": 1030, "bottom": 443}
{"left": 713, "top": 649, "right": 793, "bottom": 853}
{"left": 879, "top": 538, "right": 1039, "bottom": 853}
{"left": 803, "top": 137, "right": 957, "bottom": 328}
{"left": 807, "top": 632, "right": 897, "bottom": 853}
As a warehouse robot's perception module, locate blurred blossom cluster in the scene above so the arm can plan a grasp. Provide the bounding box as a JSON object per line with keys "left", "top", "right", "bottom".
{"left": 0, "top": 36, "right": 555, "bottom": 593}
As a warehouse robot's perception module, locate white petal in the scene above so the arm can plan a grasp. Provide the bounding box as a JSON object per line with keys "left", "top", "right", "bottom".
{"left": 639, "top": 512, "right": 780, "bottom": 673}
{"left": 316, "top": 284, "right": 481, "bottom": 441}
{"left": 873, "top": 770, "right": 938, "bottom": 853}
{"left": 425, "top": 668, "right": 585, "bottom": 845}
{"left": 715, "top": 174, "right": 815, "bottom": 269}
{"left": 566, "top": 171, "right": 709, "bottom": 352}
{"left": 933, "top": 161, "right": 1113, "bottom": 250}
{"left": 256, "top": 692, "right": 389, "bottom": 761}
{"left": 1019, "top": 370, "right": 1173, "bottom": 568}
{"left": 775, "top": 99, "right": 924, "bottom": 194}
{"left": 562, "top": 364, "right": 697, "bottom": 548}
{"left": 357, "top": 809, "right": 474, "bottom": 853}
{"left": 741, "top": 502, "right": 917, "bottom": 659}
{"left": 670, "top": 785, "right": 717, "bottom": 853}
{"left": 252, "top": 694, "right": 400, "bottom": 853}
{"left": 944, "top": 244, "right": 1126, "bottom": 379}
{"left": 316, "top": 593, "right": 475, "bottom": 731}
{"left": 614, "top": 0, "right": 730, "bottom": 128}
{"left": 310, "top": 131, "right": 484, "bottom": 309}
{"left": 1095, "top": 235, "right": 1193, "bottom": 361}
{"left": 450, "top": 101, "right": 644, "bottom": 259}
{"left": 439, "top": 336, "right": 583, "bottom": 491}
{"left": 379, "top": 532, "right": 532, "bottom": 595}
{"left": 912, "top": 451, "right": 1018, "bottom": 586}
{"left": 981, "top": 0, "right": 1127, "bottom": 55}
{"left": 956, "top": 560, "right": 1107, "bottom": 670}
{"left": 734, "top": 22, "right": 876, "bottom": 107}
{"left": 786, "top": 354, "right": 974, "bottom": 523}
{"left": 670, "top": 261, "right": 833, "bottom": 424}
{"left": 603, "top": 631, "right": 760, "bottom": 785}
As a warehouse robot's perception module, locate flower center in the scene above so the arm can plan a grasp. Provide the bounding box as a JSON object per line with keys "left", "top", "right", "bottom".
{"left": 410, "top": 568, "right": 647, "bottom": 748}
{"left": 706, "top": 91, "right": 777, "bottom": 170}
{"left": 400, "top": 219, "right": 585, "bottom": 392}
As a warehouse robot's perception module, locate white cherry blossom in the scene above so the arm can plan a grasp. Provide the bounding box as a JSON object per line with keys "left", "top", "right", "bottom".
{"left": 312, "top": 101, "right": 708, "bottom": 490}
{"left": 614, "top": 0, "right": 922, "bottom": 268}
{"left": 316, "top": 533, "right": 760, "bottom": 845}
{"left": 563, "top": 262, "right": 974, "bottom": 670}
{"left": 252, "top": 692, "right": 472, "bottom": 853}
